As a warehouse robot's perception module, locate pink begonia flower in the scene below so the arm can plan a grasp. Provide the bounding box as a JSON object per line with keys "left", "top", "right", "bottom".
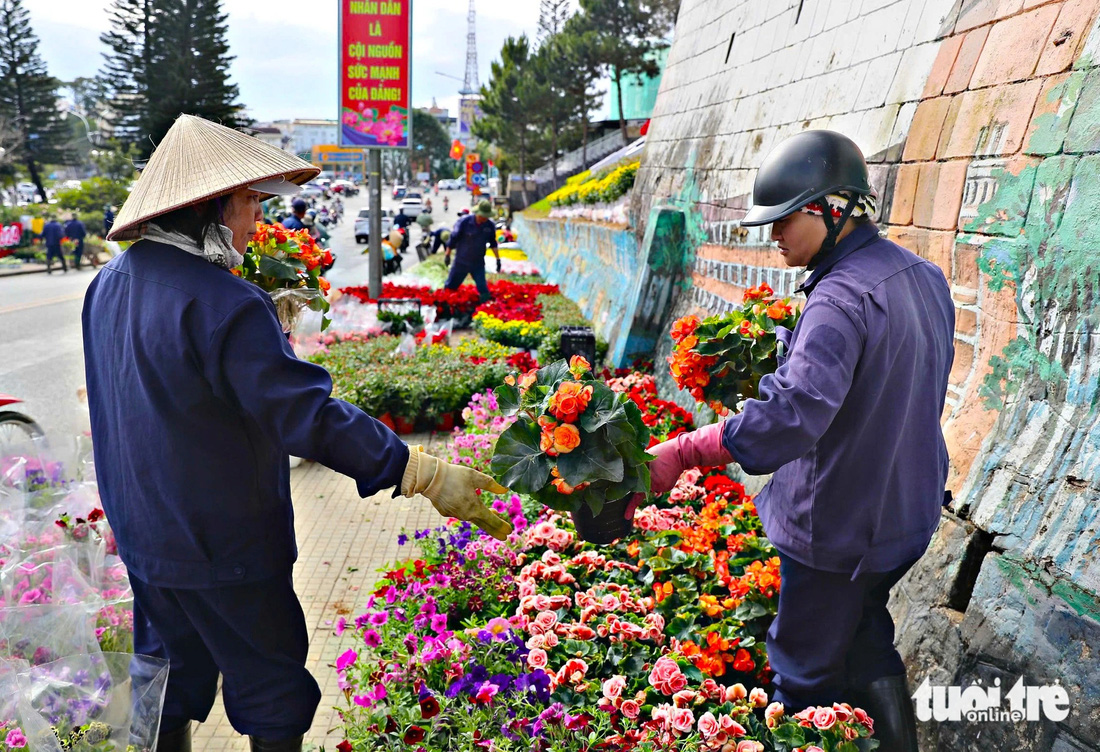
{"left": 601, "top": 675, "right": 626, "bottom": 702}
{"left": 335, "top": 649, "right": 357, "bottom": 671}
{"left": 620, "top": 699, "right": 640, "bottom": 719}
{"left": 735, "top": 741, "right": 763, "bottom": 752}
{"left": 5, "top": 728, "right": 27, "bottom": 748}
{"left": 696, "top": 711, "right": 719, "bottom": 739}
{"left": 670, "top": 707, "right": 694, "bottom": 733}
{"left": 749, "top": 686, "right": 769, "bottom": 707}
{"left": 812, "top": 706, "right": 837, "bottom": 730}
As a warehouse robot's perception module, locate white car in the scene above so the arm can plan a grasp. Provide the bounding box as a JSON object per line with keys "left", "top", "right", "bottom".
{"left": 401, "top": 193, "right": 426, "bottom": 216}
{"left": 354, "top": 208, "right": 394, "bottom": 244}
{"left": 299, "top": 184, "right": 325, "bottom": 199}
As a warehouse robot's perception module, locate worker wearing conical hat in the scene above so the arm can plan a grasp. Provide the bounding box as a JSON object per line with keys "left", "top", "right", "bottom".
{"left": 84, "top": 114, "right": 512, "bottom": 752}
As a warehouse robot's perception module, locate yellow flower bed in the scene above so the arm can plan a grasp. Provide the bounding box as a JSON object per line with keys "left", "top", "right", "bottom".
{"left": 547, "top": 160, "right": 640, "bottom": 207}
{"left": 472, "top": 311, "right": 547, "bottom": 349}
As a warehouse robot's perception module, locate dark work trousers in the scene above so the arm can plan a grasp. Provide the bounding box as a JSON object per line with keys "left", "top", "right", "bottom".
{"left": 131, "top": 573, "right": 321, "bottom": 738}
{"left": 71, "top": 240, "right": 84, "bottom": 270}
{"left": 46, "top": 246, "right": 68, "bottom": 273}
{"left": 767, "top": 551, "right": 919, "bottom": 710}
{"left": 444, "top": 256, "right": 491, "bottom": 301}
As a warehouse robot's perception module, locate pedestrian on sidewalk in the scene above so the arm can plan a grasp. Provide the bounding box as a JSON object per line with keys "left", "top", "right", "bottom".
{"left": 443, "top": 199, "right": 501, "bottom": 302}
{"left": 635, "top": 131, "right": 954, "bottom": 752}
{"left": 84, "top": 114, "right": 513, "bottom": 752}
{"left": 104, "top": 205, "right": 115, "bottom": 236}
{"left": 42, "top": 214, "right": 67, "bottom": 274}
{"left": 65, "top": 213, "right": 87, "bottom": 270}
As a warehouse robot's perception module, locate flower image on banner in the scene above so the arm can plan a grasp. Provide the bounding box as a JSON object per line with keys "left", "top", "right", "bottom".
{"left": 342, "top": 105, "right": 409, "bottom": 149}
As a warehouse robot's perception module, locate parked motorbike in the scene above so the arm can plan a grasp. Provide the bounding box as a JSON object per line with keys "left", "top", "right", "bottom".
{"left": 0, "top": 394, "right": 44, "bottom": 454}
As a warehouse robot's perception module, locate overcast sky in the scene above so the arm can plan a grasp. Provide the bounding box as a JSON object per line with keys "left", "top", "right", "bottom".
{"left": 28, "top": 0, "right": 561, "bottom": 122}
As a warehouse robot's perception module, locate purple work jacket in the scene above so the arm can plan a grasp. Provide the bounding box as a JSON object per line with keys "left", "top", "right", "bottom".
{"left": 722, "top": 223, "right": 955, "bottom": 576}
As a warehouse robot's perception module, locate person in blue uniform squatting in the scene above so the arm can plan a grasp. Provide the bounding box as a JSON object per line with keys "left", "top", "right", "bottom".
{"left": 444, "top": 199, "right": 502, "bottom": 302}
{"left": 83, "top": 114, "right": 513, "bottom": 752}
{"left": 634, "top": 131, "right": 954, "bottom": 752}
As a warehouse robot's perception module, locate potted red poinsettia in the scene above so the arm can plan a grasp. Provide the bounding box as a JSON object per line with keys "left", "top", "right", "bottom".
{"left": 490, "top": 356, "right": 653, "bottom": 543}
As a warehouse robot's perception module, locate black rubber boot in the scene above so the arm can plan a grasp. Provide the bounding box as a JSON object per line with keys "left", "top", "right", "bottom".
{"left": 858, "top": 675, "right": 919, "bottom": 752}
{"left": 156, "top": 721, "right": 192, "bottom": 752}
{"left": 249, "top": 735, "right": 304, "bottom": 752}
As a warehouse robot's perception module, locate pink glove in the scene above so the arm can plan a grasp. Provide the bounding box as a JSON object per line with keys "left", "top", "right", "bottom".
{"left": 625, "top": 422, "right": 734, "bottom": 520}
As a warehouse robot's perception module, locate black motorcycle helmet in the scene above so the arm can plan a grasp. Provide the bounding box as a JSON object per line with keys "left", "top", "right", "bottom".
{"left": 741, "top": 130, "right": 873, "bottom": 268}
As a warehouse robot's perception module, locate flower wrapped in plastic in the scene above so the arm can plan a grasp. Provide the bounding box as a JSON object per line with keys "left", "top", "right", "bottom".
{"left": 17, "top": 652, "right": 168, "bottom": 752}
{"left": 232, "top": 223, "right": 333, "bottom": 333}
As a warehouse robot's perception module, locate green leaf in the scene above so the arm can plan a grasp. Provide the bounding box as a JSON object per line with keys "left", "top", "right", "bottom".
{"left": 490, "top": 419, "right": 551, "bottom": 492}
{"left": 577, "top": 384, "right": 627, "bottom": 433}
{"left": 258, "top": 255, "right": 304, "bottom": 280}
{"left": 494, "top": 383, "right": 522, "bottom": 416}
{"left": 771, "top": 724, "right": 806, "bottom": 747}
{"left": 536, "top": 360, "right": 570, "bottom": 388}
{"left": 557, "top": 435, "right": 625, "bottom": 486}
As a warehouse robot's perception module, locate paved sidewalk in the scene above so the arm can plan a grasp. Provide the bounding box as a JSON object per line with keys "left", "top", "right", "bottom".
{"left": 193, "top": 431, "right": 452, "bottom": 751}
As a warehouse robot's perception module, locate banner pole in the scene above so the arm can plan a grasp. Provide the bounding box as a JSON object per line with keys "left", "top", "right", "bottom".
{"left": 368, "top": 149, "right": 383, "bottom": 299}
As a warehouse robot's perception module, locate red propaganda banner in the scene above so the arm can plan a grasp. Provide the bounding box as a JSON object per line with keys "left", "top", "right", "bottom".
{"left": 338, "top": 0, "right": 411, "bottom": 149}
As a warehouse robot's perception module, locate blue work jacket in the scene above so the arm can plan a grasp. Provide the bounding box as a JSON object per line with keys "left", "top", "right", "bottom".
{"left": 280, "top": 214, "right": 306, "bottom": 230}
{"left": 42, "top": 221, "right": 63, "bottom": 250}
{"left": 722, "top": 223, "right": 955, "bottom": 576}
{"left": 82, "top": 240, "right": 409, "bottom": 588}
{"left": 449, "top": 214, "right": 497, "bottom": 264}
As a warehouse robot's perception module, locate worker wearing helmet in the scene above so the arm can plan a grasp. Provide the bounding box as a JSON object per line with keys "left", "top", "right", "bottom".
{"left": 637, "top": 131, "right": 955, "bottom": 752}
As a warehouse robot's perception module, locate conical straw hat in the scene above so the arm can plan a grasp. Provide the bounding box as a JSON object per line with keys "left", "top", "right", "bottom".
{"left": 108, "top": 114, "right": 320, "bottom": 241}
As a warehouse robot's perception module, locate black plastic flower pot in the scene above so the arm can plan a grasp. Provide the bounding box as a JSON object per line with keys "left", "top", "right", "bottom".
{"left": 570, "top": 495, "right": 634, "bottom": 545}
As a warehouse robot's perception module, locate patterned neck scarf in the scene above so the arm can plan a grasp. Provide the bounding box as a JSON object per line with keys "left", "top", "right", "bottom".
{"left": 800, "top": 192, "right": 878, "bottom": 221}
{"left": 141, "top": 222, "right": 244, "bottom": 269}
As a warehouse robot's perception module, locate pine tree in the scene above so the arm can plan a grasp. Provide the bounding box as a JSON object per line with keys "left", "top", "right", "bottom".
{"left": 98, "top": 0, "right": 158, "bottom": 144}
{"left": 0, "top": 0, "right": 73, "bottom": 202}
{"left": 579, "top": 0, "right": 664, "bottom": 143}
{"left": 537, "top": 0, "right": 572, "bottom": 43}
{"left": 473, "top": 36, "right": 547, "bottom": 206}
{"left": 100, "top": 0, "right": 246, "bottom": 157}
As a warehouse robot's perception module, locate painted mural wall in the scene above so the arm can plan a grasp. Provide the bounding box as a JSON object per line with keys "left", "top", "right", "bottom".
{"left": 520, "top": 0, "right": 1100, "bottom": 747}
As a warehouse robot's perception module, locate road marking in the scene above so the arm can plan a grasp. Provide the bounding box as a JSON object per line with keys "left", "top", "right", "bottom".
{"left": 0, "top": 292, "right": 85, "bottom": 316}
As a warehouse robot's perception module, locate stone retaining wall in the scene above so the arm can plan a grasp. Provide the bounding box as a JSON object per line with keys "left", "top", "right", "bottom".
{"left": 520, "top": 0, "right": 1100, "bottom": 746}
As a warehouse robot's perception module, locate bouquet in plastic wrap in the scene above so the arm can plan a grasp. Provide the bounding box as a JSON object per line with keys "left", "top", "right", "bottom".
{"left": 0, "top": 653, "right": 168, "bottom": 752}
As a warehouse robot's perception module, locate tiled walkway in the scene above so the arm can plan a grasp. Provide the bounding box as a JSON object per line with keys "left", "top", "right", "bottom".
{"left": 192, "top": 431, "right": 450, "bottom": 750}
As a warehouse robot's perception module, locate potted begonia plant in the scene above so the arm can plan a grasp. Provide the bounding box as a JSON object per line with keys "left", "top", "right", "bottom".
{"left": 490, "top": 356, "right": 653, "bottom": 543}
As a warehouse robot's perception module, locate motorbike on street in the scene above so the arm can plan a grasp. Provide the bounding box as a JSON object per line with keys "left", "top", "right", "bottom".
{"left": 0, "top": 394, "right": 44, "bottom": 454}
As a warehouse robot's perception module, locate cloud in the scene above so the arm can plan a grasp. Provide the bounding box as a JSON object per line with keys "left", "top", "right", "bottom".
{"left": 29, "top": 0, "right": 545, "bottom": 122}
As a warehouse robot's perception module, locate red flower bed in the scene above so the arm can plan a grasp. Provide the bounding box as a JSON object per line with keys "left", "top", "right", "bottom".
{"left": 607, "top": 372, "right": 695, "bottom": 447}
{"left": 341, "top": 281, "right": 561, "bottom": 324}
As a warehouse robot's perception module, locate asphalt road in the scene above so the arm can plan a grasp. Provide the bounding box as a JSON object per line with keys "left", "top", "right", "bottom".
{"left": 0, "top": 185, "right": 471, "bottom": 446}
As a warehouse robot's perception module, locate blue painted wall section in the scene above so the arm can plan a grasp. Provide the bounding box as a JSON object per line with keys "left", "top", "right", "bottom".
{"left": 515, "top": 213, "right": 688, "bottom": 367}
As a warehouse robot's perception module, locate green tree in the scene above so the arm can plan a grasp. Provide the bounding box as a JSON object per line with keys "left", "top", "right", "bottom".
{"left": 54, "top": 176, "right": 130, "bottom": 215}
{"left": 411, "top": 109, "right": 454, "bottom": 180}
{"left": 474, "top": 35, "right": 546, "bottom": 206}
{"left": 100, "top": 0, "right": 246, "bottom": 156}
{"left": 145, "top": 0, "right": 248, "bottom": 153}
{"left": 91, "top": 138, "right": 140, "bottom": 181}
{"left": 550, "top": 15, "right": 604, "bottom": 166}
{"left": 537, "top": 0, "right": 571, "bottom": 42}
{"left": 0, "top": 0, "right": 73, "bottom": 202}
{"left": 578, "top": 0, "right": 664, "bottom": 143}
{"left": 99, "top": 0, "right": 158, "bottom": 144}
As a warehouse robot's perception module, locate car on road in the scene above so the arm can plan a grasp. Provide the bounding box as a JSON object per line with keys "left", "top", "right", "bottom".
{"left": 400, "top": 192, "right": 426, "bottom": 216}
{"left": 331, "top": 179, "right": 359, "bottom": 195}
{"left": 354, "top": 208, "right": 394, "bottom": 244}
{"left": 392, "top": 185, "right": 407, "bottom": 199}
{"left": 299, "top": 184, "right": 326, "bottom": 199}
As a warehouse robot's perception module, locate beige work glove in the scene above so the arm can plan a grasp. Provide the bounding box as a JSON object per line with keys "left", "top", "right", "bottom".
{"left": 401, "top": 446, "right": 513, "bottom": 540}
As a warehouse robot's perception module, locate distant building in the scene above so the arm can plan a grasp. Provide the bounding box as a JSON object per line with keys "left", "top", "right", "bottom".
{"left": 250, "top": 125, "right": 285, "bottom": 149}
{"left": 287, "top": 119, "right": 338, "bottom": 156}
